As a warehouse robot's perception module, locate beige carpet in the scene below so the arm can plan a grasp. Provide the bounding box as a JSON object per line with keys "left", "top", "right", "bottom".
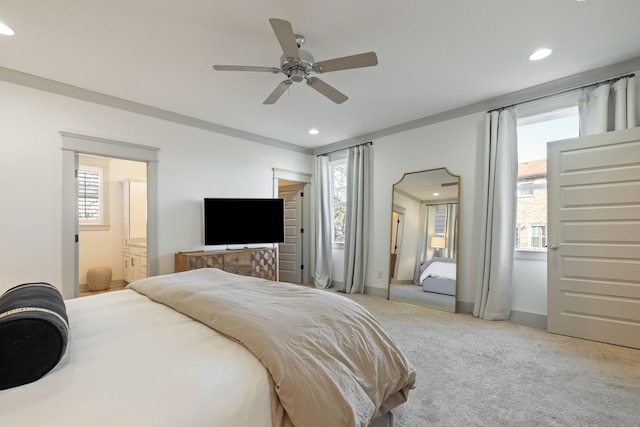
{"left": 343, "top": 293, "right": 640, "bottom": 427}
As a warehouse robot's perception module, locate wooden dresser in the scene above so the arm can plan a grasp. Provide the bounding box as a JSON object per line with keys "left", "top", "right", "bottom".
{"left": 174, "top": 247, "right": 278, "bottom": 281}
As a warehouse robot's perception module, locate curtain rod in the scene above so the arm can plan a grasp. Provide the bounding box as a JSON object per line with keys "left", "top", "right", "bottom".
{"left": 316, "top": 141, "right": 372, "bottom": 157}
{"left": 488, "top": 73, "right": 636, "bottom": 113}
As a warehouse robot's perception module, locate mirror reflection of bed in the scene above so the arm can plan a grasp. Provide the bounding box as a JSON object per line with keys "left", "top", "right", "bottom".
{"left": 388, "top": 168, "right": 459, "bottom": 312}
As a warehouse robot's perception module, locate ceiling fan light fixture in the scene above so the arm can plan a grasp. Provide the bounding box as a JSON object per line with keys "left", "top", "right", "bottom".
{"left": 528, "top": 48, "right": 553, "bottom": 61}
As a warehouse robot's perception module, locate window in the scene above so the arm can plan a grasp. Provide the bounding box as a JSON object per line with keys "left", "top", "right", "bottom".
{"left": 78, "top": 166, "right": 102, "bottom": 223}
{"left": 330, "top": 160, "right": 347, "bottom": 244}
{"left": 515, "top": 106, "right": 579, "bottom": 251}
{"left": 434, "top": 205, "right": 447, "bottom": 235}
{"left": 530, "top": 225, "right": 547, "bottom": 249}
{"left": 78, "top": 155, "right": 110, "bottom": 230}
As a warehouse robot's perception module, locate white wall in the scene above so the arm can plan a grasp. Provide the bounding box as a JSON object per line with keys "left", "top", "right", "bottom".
{"left": 366, "top": 73, "right": 640, "bottom": 315}
{"left": 366, "top": 113, "right": 484, "bottom": 306}
{"left": 0, "top": 80, "right": 313, "bottom": 295}
{"left": 3, "top": 72, "right": 638, "bottom": 315}
{"left": 365, "top": 112, "right": 563, "bottom": 314}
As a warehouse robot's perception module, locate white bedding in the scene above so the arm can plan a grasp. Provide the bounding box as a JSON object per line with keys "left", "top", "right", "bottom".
{"left": 0, "top": 289, "right": 272, "bottom": 427}
{"left": 419, "top": 260, "right": 457, "bottom": 283}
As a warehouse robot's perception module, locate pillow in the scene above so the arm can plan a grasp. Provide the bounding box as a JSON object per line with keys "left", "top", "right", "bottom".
{"left": 0, "top": 282, "right": 69, "bottom": 390}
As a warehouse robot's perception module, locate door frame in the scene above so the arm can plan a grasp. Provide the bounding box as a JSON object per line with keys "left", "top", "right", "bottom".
{"left": 61, "top": 132, "right": 159, "bottom": 299}
{"left": 390, "top": 207, "right": 405, "bottom": 282}
{"left": 273, "top": 168, "right": 312, "bottom": 284}
{"left": 278, "top": 182, "right": 305, "bottom": 283}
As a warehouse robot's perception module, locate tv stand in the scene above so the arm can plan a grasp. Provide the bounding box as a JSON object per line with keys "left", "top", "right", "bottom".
{"left": 174, "top": 247, "right": 278, "bottom": 281}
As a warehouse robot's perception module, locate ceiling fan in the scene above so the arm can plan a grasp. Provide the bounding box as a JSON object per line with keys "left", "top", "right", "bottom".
{"left": 213, "top": 18, "right": 378, "bottom": 105}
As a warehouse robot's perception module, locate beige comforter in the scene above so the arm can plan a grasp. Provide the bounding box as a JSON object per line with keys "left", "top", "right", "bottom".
{"left": 128, "top": 268, "right": 415, "bottom": 427}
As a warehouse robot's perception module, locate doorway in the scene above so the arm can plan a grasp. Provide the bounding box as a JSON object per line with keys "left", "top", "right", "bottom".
{"left": 77, "top": 155, "right": 147, "bottom": 296}
{"left": 61, "top": 132, "right": 159, "bottom": 299}
{"left": 278, "top": 182, "right": 304, "bottom": 283}
{"left": 272, "top": 168, "right": 312, "bottom": 285}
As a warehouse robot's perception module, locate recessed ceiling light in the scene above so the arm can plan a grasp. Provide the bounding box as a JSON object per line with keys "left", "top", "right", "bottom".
{"left": 308, "top": 128, "right": 319, "bottom": 135}
{"left": 0, "top": 22, "right": 15, "bottom": 36}
{"left": 433, "top": 192, "right": 440, "bottom": 196}
{"left": 528, "top": 48, "right": 553, "bottom": 61}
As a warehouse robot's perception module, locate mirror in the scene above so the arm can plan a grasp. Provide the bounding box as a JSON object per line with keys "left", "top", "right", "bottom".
{"left": 388, "top": 168, "right": 459, "bottom": 312}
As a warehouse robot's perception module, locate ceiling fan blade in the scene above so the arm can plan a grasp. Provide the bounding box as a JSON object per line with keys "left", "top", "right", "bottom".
{"left": 263, "top": 80, "right": 292, "bottom": 105}
{"left": 313, "top": 52, "right": 378, "bottom": 73}
{"left": 269, "top": 18, "right": 300, "bottom": 60}
{"left": 306, "top": 77, "right": 348, "bottom": 104}
{"left": 213, "top": 65, "right": 280, "bottom": 73}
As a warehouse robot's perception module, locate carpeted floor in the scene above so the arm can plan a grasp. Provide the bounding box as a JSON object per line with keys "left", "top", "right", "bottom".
{"left": 343, "top": 293, "right": 640, "bottom": 427}
{"left": 389, "top": 283, "right": 455, "bottom": 312}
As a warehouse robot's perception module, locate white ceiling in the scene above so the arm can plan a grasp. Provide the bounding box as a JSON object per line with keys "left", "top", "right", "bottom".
{"left": 2, "top": 0, "right": 640, "bottom": 150}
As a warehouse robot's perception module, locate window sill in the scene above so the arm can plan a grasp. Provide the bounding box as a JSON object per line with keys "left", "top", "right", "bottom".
{"left": 515, "top": 249, "right": 547, "bottom": 261}
{"left": 80, "top": 224, "right": 111, "bottom": 232}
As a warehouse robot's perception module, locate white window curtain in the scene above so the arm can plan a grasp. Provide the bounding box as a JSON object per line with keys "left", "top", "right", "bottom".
{"left": 413, "top": 204, "right": 437, "bottom": 283}
{"left": 342, "top": 144, "right": 371, "bottom": 294}
{"left": 314, "top": 155, "right": 332, "bottom": 288}
{"left": 578, "top": 75, "right": 637, "bottom": 136}
{"left": 472, "top": 108, "right": 518, "bottom": 320}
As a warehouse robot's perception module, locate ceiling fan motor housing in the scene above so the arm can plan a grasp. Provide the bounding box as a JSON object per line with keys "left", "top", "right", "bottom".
{"left": 280, "top": 48, "right": 315, "bottom": 82}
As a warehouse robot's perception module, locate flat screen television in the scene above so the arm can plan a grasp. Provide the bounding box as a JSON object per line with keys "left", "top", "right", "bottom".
{"left": 204, "top": 198, "right": 285, "bottom": 245}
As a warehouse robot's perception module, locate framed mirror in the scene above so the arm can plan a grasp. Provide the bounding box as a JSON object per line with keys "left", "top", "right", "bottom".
{"left": 388, "top": 168, "right": 459, "bottom": 312}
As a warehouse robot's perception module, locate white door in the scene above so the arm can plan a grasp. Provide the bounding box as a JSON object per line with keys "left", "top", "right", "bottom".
{"left": 278, "top": 184, "right": 304, "bottom": 283}
{"left": 547, "top": 127, "right": 640, "bottom": 349}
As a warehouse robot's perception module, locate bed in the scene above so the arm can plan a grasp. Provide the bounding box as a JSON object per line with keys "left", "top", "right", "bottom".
{"left": 418, "top": 257, "right": 457, "bottom": 296}
{"left": 0, "top": 268, "right": 415, "bottom": 427}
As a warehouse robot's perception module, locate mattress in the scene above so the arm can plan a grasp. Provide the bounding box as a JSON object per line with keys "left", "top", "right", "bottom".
{"left": 0, "top": 269, "right": 415, "bottom": 427}
{"left": 0, "top": 289, "right": 272, "bottom": 426}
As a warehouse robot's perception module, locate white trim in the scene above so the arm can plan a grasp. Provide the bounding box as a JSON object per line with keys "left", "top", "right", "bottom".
{"left": 515, "top": 249, "right": 547, "bottom": 261}
{"left": 314, "top": 57, "right": 640, "bottom": 154}
{"left": 61, "top": 132, "right": 159, "bottom": 299}
{"left": 2, "top": 57, "right": 637, "bottom": 156}
{"left": 61, "top": 132, "right": 159, "bottom": 162}
{"left": 392, "top": 204, "right": 406, "bottom": 215}
{"left": 272, "top": 169, "right": 313, "bottom": 284}
{"left": 0, "top": 67, "right": 310, "bottom": 154}
{"left": 272, "top": 168, "right": 312, "bottom": 183}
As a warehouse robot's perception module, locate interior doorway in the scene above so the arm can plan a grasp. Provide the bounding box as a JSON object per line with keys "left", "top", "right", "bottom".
{"left": 61, "top": 132, "right": 159, "bottom": 299}
{"left": 77, "top": 155, "right": 147, "bottom": 296}
{"left": 272, "top": 168, "right": 312, "bottom": 285}
{"left": 278, "top": 182, "right": 304, "bottom": 283}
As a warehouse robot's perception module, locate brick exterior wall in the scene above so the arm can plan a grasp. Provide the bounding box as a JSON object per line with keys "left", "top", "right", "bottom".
{"left": 516, "top": 179, "right": 547, "bottom": 249}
